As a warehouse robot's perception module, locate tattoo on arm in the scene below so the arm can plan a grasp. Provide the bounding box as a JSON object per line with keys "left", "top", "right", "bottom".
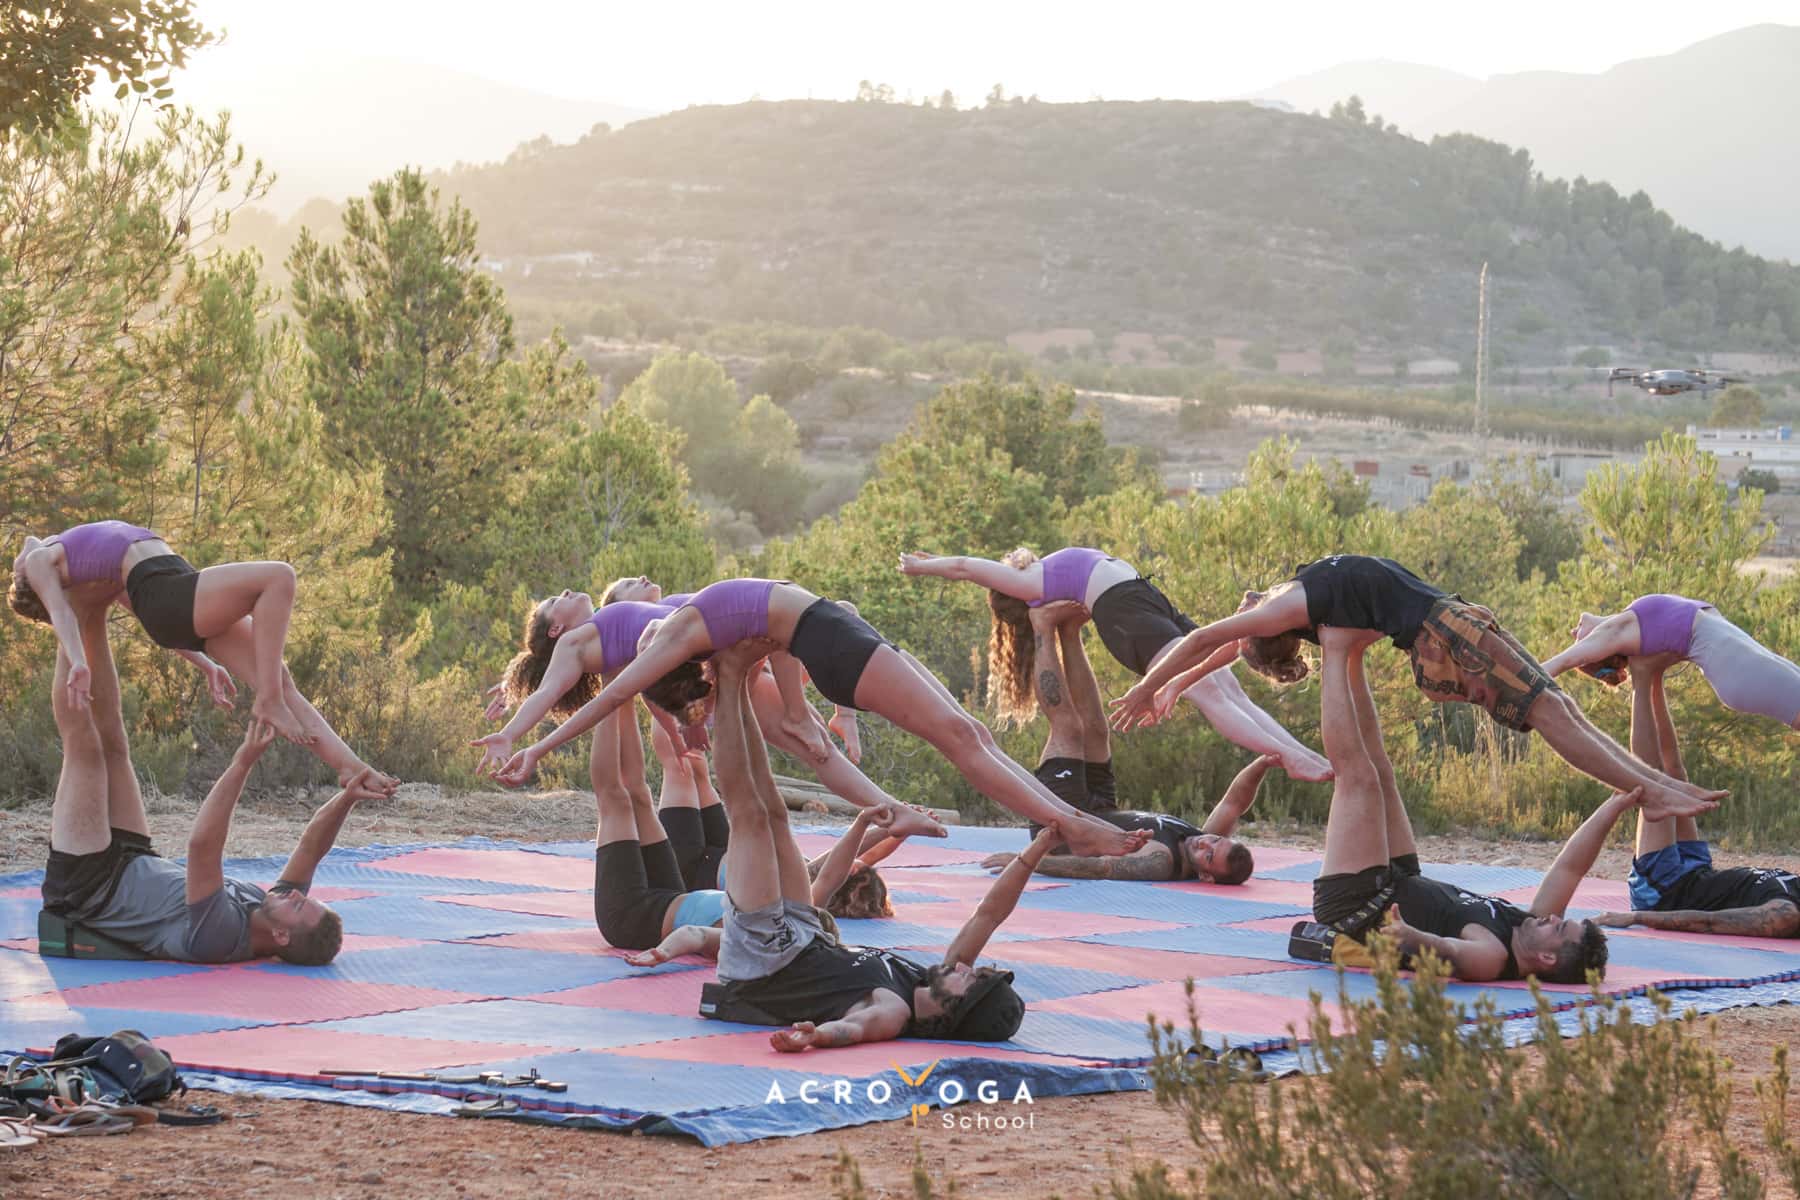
{"left": 1637, "top": 900, "right": 1800, "bottom": 937}
{"left": 1036, "top": 669, "right": 1063, "bottom": 707}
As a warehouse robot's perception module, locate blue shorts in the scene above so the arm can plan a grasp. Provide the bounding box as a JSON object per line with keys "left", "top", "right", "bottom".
{"left": 1628, "top": 840, "right": 1712, "bottom": 911}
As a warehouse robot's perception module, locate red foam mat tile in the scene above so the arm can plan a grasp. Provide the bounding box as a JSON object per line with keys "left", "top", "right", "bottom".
{"left": 21, "top": 968, "right": 489, "bottom": 1022}
{"left": 892, "top": 901, "right": 1180, "bottom": 939}
{"left": 431, "top": 891, "right": 596, "bottom": 920}
{"left": 337, "top": 935, "right": 428, "bottom": 953}
{"left": 1236, "top": 847, "right": 1322, "bottom": 872}
{"left": 1154, "top": 878, "right": 1317, "bottom": 907}
{"left": 789, "top": 834, "right": 982, "bottom": 867}
{"left": 366, "top": 848, "right": 594, "bottom": 890}
{"left": 1229, "top": 916, "right": 1309, "bottom": 935}
{"left": 1039, "top": 980, "right": 1343, "bottom": 1036}
{"left": 1609, "top": 926, "right": 1800, "bottom": 953}
{"left": 883, "top": 870, "right": 1064, "bottom": 900}
{"left": 471, "top": 929, "right": 618, "bottom": 956}
{"left": 988, "top": 939, "right": 1312, "bottom": 980}
{"left": 0, "top": 887, "right": 39, "bottom": 900}
{"left": 156, "top": 1026, "right": 566, "bottom": 1077}
{"left": 309, "top": 888, "right": 380, "bottom": 903}
{"left": 1495, "top": 877, "right": 1631, "bottom": 910}
{"left": 608, "top": 1029, "right": 1098, "bottom": 1073}
{"left": 529, "top": 968, "right": 712, "bottom": 1012}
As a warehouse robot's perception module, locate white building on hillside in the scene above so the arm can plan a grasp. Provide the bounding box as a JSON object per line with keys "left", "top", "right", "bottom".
{"left": 1688, "top": 425, "right": 1800, "bottom": 479}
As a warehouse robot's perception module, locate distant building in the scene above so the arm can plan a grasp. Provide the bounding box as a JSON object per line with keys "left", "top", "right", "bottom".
{"left": 1352, "top": 460, "right": 1379, "bottom": 477}
{"left": 1688, "top": 425, "right": 1800, "bottom": 478}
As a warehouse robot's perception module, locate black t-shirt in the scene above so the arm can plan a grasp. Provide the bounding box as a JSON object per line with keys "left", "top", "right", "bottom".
{"left": 721, "top": 939, "right": 932, "bottom": 1027}
{"left": 1293, "top": 555, "right": 1447, "bottom": 650}
{"left": 1394, "top": 874, "right": 1529, "bottom": 980}
{"left": 1660, "top": 866, "right": 1800, "bottom": 915}
{"left": 1102, "top": 810, "right": 1201, "bottom": 879}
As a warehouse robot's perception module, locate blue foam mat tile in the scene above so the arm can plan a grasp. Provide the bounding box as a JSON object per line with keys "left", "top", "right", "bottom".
{"left": 320, "top": 896, "right": 585, "bottom": 940}
{"left": 1258, "top": 860, "right": 1326, "bottom": 882}
{"left": 251, "top": 940, "right": 631, "bottom": 994}
{"left": 1018, "top": 881, "right": 1308, "bottom": 923}
{"left": 1076, "top": 925, "right": 1301, "bottom": 962}
{"left": 1601, "top": 935, "right": 1800, "bottom": 977}
{"left": 0, "top": 948, "right": 203, "bottom": 1000}
{"left": 457, "top": 1048, "right": 863, "bottom": 1116}
{"left": 317, "top": 998, "right": 764, "bottom": 1048}
{"left": 1003, "top": 1011, "right": 1159, "bottom": 1062}
{"left": 0, "top": 1000, "right": 267, "bottom": 1053}
{"left": 0, "top": 897, "right": 43, "bottom": 941}
{"left": 989, "top": 961, "right": 1153, "bottom": 1005}
{"left": 1421, "top": 864, "right": 1547, "bottom": 893}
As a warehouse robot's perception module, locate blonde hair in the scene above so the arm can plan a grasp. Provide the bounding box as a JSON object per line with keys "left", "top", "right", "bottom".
{"left": 985, "top": 547, "right": 1039, "bottom": 726}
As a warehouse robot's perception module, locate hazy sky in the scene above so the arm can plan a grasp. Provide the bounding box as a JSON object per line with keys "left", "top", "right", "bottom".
{"left": 188, "top": 1, "right": 1794, "bottom": 111}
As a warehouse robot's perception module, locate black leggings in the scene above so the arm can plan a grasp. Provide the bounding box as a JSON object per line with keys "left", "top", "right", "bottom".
{"left": 661, "top": 805, "right": 730, "bottom": 891}
{"left": 594, "top": 840, "right": 685, "bottom": 950}
{"left": 789, "top": 598, "right": 890, "bottom": 707}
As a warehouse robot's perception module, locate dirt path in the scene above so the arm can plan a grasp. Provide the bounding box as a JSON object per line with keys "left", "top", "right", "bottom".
{"left": 4, "top": 790, "right": 1799, "bottom": 1199}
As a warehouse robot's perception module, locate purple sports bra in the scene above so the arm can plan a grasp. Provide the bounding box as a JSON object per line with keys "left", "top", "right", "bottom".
{"left": 51, "top": 520, "right": 160, "bottom": 586}
{"left": 681, "top": 579, "right": 778, "bottom": 650}
{"left": 1029, "top": 547, "right": 1110, "bottom": 608}
{"left": 590, "top": 601, "right": 676, "bottom": 675}
{"left": 1629, "top": 594, "right": 1712, "bottom": 657}
{"left": 660, "top": 593, "right": 695, "bottom": 608}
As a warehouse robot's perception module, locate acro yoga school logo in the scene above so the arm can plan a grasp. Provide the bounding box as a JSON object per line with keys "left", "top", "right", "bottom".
{"left": 764, "top": 1059, "right": 1036, "bottom": 1130}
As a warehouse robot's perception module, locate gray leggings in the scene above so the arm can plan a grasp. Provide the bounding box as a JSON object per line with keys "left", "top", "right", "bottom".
{"left": 1689, "top": 610, "right": 1800, "bottom": 726}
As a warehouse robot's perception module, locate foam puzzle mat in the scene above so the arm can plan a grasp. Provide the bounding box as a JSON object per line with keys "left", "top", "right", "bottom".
{"left": 6, "top": 825, "right": 1800, "bottom": 1144}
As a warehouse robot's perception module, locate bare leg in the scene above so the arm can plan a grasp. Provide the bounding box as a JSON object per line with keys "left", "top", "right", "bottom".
{"left": 77, "top": 612, "right": 149, "bottom": 837}
{"left": 712, "top": 658, "right": 786, "bottom": 913}
{"left": 851, "top": 646, "right": 1149, "bottom": 858}
{"left": 1627, "top": 670, "right": 1677, "bottom": 858}
{"left": 1319, "top": 633, "right": 1390, "bottom": 877}
{"left": 748, "top": 667, "right": 941, "bottom": 839}
{"left": 737, "top": 669, "right": 813, "bottom": 905}
{"left": 192, "top": 561, "right": 307, "bottom": 743}
{"left": 204, "top": 622, "right": 391, "bottom": 789}
{"left": 1179, "top": 667, "right": 1333, "bottom": 782}
{"left": 650, "top": 719, "right": 700, "bottom": 811}
{"left": 1527, "top": 690, "right": 1723, "bottom": 820}
{"left": 1345, "top": 642, "right": 1414, "bottom": 861}
{"left": 618, "top": 703, "right": 667, "bottom": 851}
{"left": 49, "top": 643, "right": 111, "bottom": 856}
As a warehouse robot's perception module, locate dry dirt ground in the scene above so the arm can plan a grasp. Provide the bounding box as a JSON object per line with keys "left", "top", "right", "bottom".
{"left": 4, "top": 788, "right": 1800, "bottom": 1199}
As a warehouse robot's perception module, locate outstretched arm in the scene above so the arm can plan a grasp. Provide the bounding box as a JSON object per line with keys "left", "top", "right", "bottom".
{"left": 898, "top": 552, "right": 1042, "bottom": 602}
{"left": 810, "top": 808, "right": 887, "bottom": 905}
{"left": 187, "top": 722, "right": 277, "bottom": 904}
{"left": 1542, "top": 612, "right": 1639, "bottom": 678}
{"left": 501, "top": 612, "right": 712, "bottom": 780}
{"left": 770, "top": 998, "right": 912, "bottom": 1052}
{"left": 945, "top": 824, "right": 1062, "bottom": 964}
{"left": 625, "top": 923, "right": 722, "bottom": 966}
{"left": 22, "top": 549, "right": 91, "bottom": 708}
{"left": 1530, "top": 788, "right": 1642, "bottom": 917}
{"left": 1382, "top": 908, "right": 1510, "bottom": 981}
{"left": 1112, "top": 590, "right": 1310, "bottom": 730}
{"left": 277, "top": 782, "right": 371, "bottom": 891}
{"left": 984, "top": 841, "right": 1175, "bottom": 881}
{"left": 1202, "top": 754, "right": 1279, "bottom": 838}
{"left": 1605, "top": 900, "right": 1800, "bottom": 938}
{"left": 473, "top": 634, "right": 594, "bottom": 773}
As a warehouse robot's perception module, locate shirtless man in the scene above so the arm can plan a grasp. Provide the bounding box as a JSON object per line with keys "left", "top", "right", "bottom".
{"left": 1306, "top": 627, "right": 1620, "bottom": 984}
{"left": 983, "top": 600, "right": 1278, "bottom": 884}
{"left": 684, "top": 638, "right": 1047, "bottom": 1051}
{"left": 1593, "top": 655, "right": 1800, "bottom": 938}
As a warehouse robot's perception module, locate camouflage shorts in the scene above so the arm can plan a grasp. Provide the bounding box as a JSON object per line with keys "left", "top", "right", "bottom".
{"left": 1407, "top": 599, "right": 1558, "bottom": 732}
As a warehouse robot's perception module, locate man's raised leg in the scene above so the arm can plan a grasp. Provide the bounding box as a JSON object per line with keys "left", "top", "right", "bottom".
{"left": 1318, "top": 629, "right": 1390, "bottom": 877}
{"left": 712, "top": 648, "right": 785, "bottom": 913}
{"left": 49, "top": 642, "right": 111, "bottom": 857}
{"left": 732, "top": 657, "right": 813, "bottom": 905}
{"left": 1344, "top": 636, "right": 1416, "bottom": 864}
{"left": 80, "top": 613, "right": 148, "bottom": 837}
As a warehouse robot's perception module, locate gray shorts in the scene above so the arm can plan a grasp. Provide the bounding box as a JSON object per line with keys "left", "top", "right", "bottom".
{"left": 717, "top": 897, "right": 823, "bottom": 984}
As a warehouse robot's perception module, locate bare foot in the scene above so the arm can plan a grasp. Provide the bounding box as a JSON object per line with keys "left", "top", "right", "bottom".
{"left": 340, "top": 763, "right": 400, "bottom": 795}
{"left": 1640, "top": 782, "right": 1720, "bottom": 822}
{"left": 881, "top": 803, "right": 948, "bottom": 839}
{"left": 624, "top": 947, "right": 674, "bottom": 967}
{"left": 829, "top": 709, "right": 861, "bottom": 764}
{"left": 779, "top": 715, "right": 833, "bottom": 765}
{"left": 253, "top": 697, "right": 314, "bottom": 745}
{"left": 1280, "top": 750, "right": 1334, "bottom": 782}
{"left": 1061, "top": 813, "right": 1151, "bottom": 858}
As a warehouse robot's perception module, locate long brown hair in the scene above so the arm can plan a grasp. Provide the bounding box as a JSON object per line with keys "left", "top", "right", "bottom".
{"left": 1237, "top": 588, "right": 1311, "bottom": 685}
{"left": 986, "top": 547, "right": 1039, "bottom": 725}
{"left": 819, "top": 865, "right": 893, "bottom": 919}
{"left": 501, "top": 601, "right": 599, "bottom": 718}
{"left": 7, "top": 572, "right": 47, "bottom": 624}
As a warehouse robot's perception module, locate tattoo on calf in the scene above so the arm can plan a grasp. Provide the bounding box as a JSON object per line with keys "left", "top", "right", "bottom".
{"left": 1037, "top": 669, "right": 1063, "bottom": 706}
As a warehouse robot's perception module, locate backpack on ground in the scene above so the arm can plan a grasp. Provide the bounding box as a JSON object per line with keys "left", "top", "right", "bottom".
{"left": 50, "top": 1030, "right": 183, "bottom": 1105}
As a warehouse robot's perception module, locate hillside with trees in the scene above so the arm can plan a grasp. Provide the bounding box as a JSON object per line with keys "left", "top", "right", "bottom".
{"left": 433, "top": 96, "right": 1800, "bottom": 359}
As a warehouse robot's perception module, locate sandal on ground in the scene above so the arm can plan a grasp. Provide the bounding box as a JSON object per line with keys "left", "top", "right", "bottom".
{"left": 87, "top": 1100, "right": 159, "bottom": 1127}
{"left": 39, "top": 1107, "right": 135, "bottom": 1137}
{"left": 453, "top": 1097, "right": 521, "bottom": 1118}
{"left": 0, "top": 1116, "right": 45, "bottom": 1147}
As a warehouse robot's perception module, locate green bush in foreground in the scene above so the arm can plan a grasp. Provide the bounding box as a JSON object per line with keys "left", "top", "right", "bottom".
{"left": 843, "top": 942, "right": 1800, "bottom": 1199}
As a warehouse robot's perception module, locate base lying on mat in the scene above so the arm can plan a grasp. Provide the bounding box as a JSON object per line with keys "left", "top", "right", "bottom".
{"left": 4, "top": 830, "right": 1800, "bottom": 1144}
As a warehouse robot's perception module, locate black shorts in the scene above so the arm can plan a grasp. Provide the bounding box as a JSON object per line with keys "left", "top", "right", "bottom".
{"left": 1027, "top": 756, "right": 1110, "bottom": 839}
{"left": 42, "top": 829, "right": 158, "bottom": 918}
{"left": 1091, "top": 579, "right": 1196, "bottom": 676}
{"left": 126, "top": 554, "right": 206, "bottom": 651}
{"left": 1311, "top": 864, "right": 1397, "bottom": 938}
{"left": 661, "top": 805, "right": 730, "bottom": 892}
{"left": 789, "top": 598, "right": 890, "bottom": 708}
{"left": 593, "top": 840, "right": 683, "bottom": 950}
{"left": 1659, "top": 865, "right": 1800, "bottom": 916}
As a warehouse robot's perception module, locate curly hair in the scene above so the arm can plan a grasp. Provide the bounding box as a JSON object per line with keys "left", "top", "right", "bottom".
{"left": 1236, "top": 587, "right": 1311, "bottom": 685}
{"left": 501, "top": 601, "right": 599, "bottom": 718}
{"left": 7, "top": 571, "right": 48, "bottom": 624}
{"left": 821, "top": 865, "right": 893, "bottom": 919}
{"left": 985, "top": 547, "right": 1040, "bottom": 726}
{"left": 1578, "top": 654, "right": 1630, "bottom": 687}
{"left": 1544, "top": 919, "right": 1608, "bottom": 985}
{"left": 643, "top": 660, "right": 712, "bottom": 723}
